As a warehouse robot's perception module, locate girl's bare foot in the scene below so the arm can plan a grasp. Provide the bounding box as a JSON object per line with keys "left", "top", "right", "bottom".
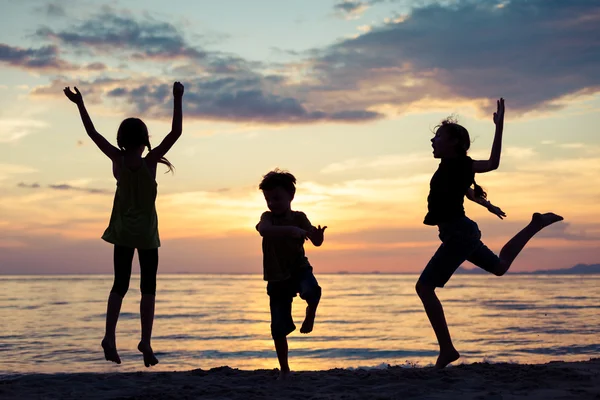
{"left": 300, "top": 306, "right": 316, "bottom": 334}
{"left": 277, "top": 369, "right": 292, "bottom": 380}
{"left": 532, "top": 212, "right": 563, "bottom": 229}
{"left": 101, "top": 338, "right": 121, "bottom": 364}
{"left": 137, "top": 341, "right": 159, "bottom": 367}
{"left": 435, "top": 348, "right": 460, "bottom": 369}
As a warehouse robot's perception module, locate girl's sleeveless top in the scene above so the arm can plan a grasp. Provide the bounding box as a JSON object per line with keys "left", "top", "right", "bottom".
{"left": 101, "top": 159, "right": 160, "bottom": 249}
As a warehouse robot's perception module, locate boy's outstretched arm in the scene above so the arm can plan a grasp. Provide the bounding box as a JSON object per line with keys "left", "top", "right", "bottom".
{"left": 64, "top": 86, "right": 120, "bottom": 160}
{"left": 256, "top": 213, "right": 307, "bottom": 239}
{"left": 466, "top": 188, "right": 506, "bottom": 219}
{"left": 473, "top": 98, "right": 504, "bottom": 174}
{"left": 147, "top": 82, "right": 184, "bottom": 162}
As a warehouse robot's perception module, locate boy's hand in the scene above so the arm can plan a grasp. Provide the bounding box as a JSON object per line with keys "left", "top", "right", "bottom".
{"left": 308, "top": 225, "right": 327, "bottom": 241}
{"left": 173, "top": 81, "right": 184, "bottom": 98}
{"left": 493, "top": 97, "right": 504, "bottom": 126}
{"left": 487, "top": 203, "right": 506, "bottom": 219}
{"left": 63, "top": 86, "right": 83, "bottom": 105}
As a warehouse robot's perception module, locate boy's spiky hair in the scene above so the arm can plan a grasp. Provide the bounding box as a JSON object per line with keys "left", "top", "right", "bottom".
{"left": 259, "top": 169, "right": 297, "bottom": 197}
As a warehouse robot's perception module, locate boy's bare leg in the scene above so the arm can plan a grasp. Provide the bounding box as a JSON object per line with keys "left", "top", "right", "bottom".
{"left": 274, "top": 337, "right": 291, "bottom": 380}
{"left": 300, "top": 304, "right": 317, "bottom": 334}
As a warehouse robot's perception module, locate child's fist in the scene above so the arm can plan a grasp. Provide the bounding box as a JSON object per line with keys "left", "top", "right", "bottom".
{"left": 173, "top": 81, "right": 184, "bottom": 97}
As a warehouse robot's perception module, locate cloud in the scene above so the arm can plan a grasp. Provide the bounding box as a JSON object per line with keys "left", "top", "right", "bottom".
{"left": 0, "top": 164, "right": 37, "bottom": 181}
{"left": 312, "top": 0, "right": 600, "bottom": 115}
{"left": 35, "top": 3, "right": 67, "bottom": 17}
{"left": 48, "top": 184, "right": 112, "bottom": 195}
{"left": 17, "top": 182, "right": 112, "bottom": 195}
{"left": 35, "top": 75, "right": 383, "bottom": 124}
{"left": 0, "top": 43, "right": 106, "bottom": 73}
{"left": 334, "top": 1, "right": 371, "bottom": 19}
{"left": 36, "top": 9, "right": 207, "bottom": 62}
{"left": 0, "top": 119, "right": 48, "bottom": 142}
{"left": 17, "top": 182, "right": 41, "bottom": 189}
{"left": 20, "top": 0, "right": 600, "bottom": 125}
{"left": 0, "top": 44, "right": 77, "bottom": 71}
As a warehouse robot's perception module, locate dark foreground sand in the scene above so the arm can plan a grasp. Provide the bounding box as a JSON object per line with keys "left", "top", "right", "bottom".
{"left": 1, "top": 359, "right": 599, "bottom": 400}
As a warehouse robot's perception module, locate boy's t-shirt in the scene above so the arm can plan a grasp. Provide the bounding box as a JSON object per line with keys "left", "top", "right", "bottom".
{"left": 256, "top": 210, "right": 313, "bottom": 282}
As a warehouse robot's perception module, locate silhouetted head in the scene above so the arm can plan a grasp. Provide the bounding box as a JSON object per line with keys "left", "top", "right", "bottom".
{"left": 117, "top": 118, "right": 150, "bottom": 153}
{"left": 117, "top": 117, "right": 174, "bottom": 173}
{"left": 431, "top": 118, "right": 471, "bottom": 159}
{"left": 431, "top": 117, "right": 487, "bottom": 199}
{"left": 259, "top": 169, "right": 296, "bottom": 215}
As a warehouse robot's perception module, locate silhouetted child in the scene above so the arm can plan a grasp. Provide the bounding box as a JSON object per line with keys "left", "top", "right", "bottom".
{"left": 64, "top": 81, "right": 185, "bottom": 367}
{"left": 417, "top": 98, "right": 563, "bottom": 368}
{"left": 256, "top": 170, "right": 326, "bottom": 380}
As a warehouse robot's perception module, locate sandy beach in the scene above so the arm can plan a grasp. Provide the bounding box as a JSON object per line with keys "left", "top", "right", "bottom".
{"left": 1, "top": 358, "right": 599, "bottom": 400}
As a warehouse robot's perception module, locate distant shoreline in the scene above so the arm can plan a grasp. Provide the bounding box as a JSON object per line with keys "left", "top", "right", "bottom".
{"left": 1, "top": 263, "right": 599, "bottom": 276}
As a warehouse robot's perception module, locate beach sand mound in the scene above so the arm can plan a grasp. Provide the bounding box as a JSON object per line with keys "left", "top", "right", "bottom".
{"left": 1, "top": 359, "right": 599, "bottom": 399}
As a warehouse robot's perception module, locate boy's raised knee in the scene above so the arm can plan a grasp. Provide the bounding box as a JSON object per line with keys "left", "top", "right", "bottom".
{"left": 306, "top": 285, "right": 322, "bottom": 306}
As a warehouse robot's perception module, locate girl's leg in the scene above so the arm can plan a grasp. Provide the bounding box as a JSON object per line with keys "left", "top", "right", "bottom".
{"left": 495, "top": 212, "right": 563, "bottom": 275}
{"left": 137, "top": 248, "right": 159, "bottom": 367}
{"left": 102, "top": 245, "right": 134, "bottom": 364}
{"left": 416, "top": 282, "right": 460, "bottom": 368}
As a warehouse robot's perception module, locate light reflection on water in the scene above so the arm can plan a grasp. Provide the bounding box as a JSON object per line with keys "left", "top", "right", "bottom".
{"left": 1, "top": 274, "right": 599, "bottom": 374}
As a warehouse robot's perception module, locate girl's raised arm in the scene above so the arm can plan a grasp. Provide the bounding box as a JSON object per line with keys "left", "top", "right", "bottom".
{"left": 147, "top": 82, "right": 184, "bottom": 162}
{"left": 473, "top": 98, "right": 504, "bottom": 174}
{"left": 64, "top": 86, "right": 121, "bottom": 161}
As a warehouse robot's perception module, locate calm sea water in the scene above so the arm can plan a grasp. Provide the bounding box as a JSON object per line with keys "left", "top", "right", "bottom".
{"left": 1, "top": 274, "right": 599, "bottom": 375}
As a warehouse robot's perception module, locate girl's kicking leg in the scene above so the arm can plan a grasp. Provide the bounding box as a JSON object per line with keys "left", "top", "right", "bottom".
{"left": 494, "top": 212, "right": 563, "bottom": 275}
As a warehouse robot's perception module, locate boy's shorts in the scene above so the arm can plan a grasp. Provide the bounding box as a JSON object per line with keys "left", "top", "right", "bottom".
{"left": 418, "top": 216, "right": 501, "bottom": 288}
{"left": 267, "top": 267, "right": 321, "bottom": 339}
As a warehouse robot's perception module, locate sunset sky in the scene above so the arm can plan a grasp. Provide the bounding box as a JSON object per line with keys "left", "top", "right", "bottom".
{"left": 1, "top": 0, "right": 599, "bottom": 274}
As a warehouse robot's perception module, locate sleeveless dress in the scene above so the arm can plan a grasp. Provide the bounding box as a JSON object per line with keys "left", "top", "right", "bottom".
{"left": 101, "top": 158, "right": 160, "bottom": 249}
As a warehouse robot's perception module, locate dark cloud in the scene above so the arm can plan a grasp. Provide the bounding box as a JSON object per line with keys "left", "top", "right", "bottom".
{"left": 315, "top": 0, "right": 600, "bottom": 113}
{"left": 24, "top": 0, "right": 600, "bottom": 124}
{"left": 37, "top": 3, "right": 67, "bottom": 17}
{"left": 0, "top": 43, "right": 106, "bottom": 72}
{"left": 48, "top": 184, "right": 112, "bottom": 194}
{"left": 17, "top": 182, "right": 112, "bottom": 195}
{"left": 335, "top": 0, "right": 367, "bottom": 14}
{"left": 0, "top": 44, "right": 76, "bottom": 71}
{"left": 104, "top": 76, "right": 382, "bottom": 123}
{"left": 17, "top": 182, "right": 41, "bottom": 189}
{"left": 333, "top": 0, "right": 386, "bottom": 18}
{"left": 36, "top": 9, "right": 207, "bottom": 61}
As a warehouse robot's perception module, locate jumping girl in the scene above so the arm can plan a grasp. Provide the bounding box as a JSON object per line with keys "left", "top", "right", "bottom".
{"left": 417, "top": 98, "right": 563, "bottom": 368}
{"left": 64, "top": 81, "right": 184, "bottom": 367}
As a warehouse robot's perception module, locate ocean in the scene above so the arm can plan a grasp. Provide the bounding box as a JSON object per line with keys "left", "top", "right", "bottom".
{"left": 1, "top": 274, "right": 599, "bottom": 374}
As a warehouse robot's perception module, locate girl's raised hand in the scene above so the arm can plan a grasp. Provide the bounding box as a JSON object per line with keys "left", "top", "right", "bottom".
{"left": 173, "top": 81, "right": 184, "bottom": 98}
{"left": 63, "top": 86, "right": 83, "bottom": 105}
{"left": 493, "top": 97, "right": 505, "bottom": 126}
{"left": 487, "top": 203, "right": 506, "bottom": 220}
